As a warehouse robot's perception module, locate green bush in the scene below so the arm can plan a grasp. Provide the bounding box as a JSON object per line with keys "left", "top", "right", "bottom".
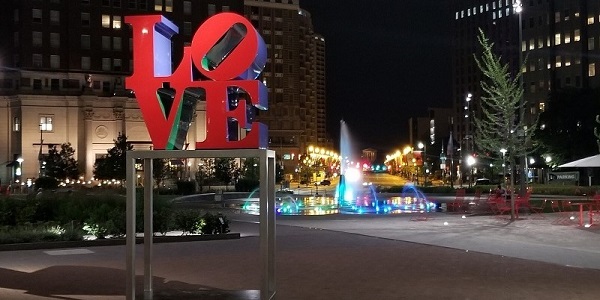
{"left": 173, "top": 209, "right": 204, "bottom": 235}
{"left": 200, "top": 212, "right": 230, "bottom": 235}
{"left": 0, "top": 223, "right": 83, "bottom": 244}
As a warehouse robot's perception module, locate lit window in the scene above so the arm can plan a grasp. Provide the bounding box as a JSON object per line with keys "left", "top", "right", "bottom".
{"left": 538, "top": 38, "right": 544, "bottom": 48}
{"left": 589, "top": 63, "right": 596, "bottom": 77}
{"left": 588, "top": 16, "right": 595, "bottom": 24}
{"left": 40, "top": 116, "right": 53, "bottom": 132}
{"left": 565, "top": 56, "right": 571, "bottom": 67}
{"left": 521, "top": 41, "right": 526, "bottom": 52}
{"left": 165, "top": 0, "right": 172, "bottom": 12}
{"left": 555, "top": 56, "right": 562, "bottom": 68}
{"left": 102, "top": 15, "right": 110, "bottom": 28}
{"left": 529, "top": 38, "right": 535, "bottom": 50}
{"left": 154, "top": 0, "right": 161, "bottom": 11}
{"left": 554, "top": 33, "right": 561, "bottom": 45}
{"left": 574, "top": 29, "right": 580, "bottom": 42}
{"left": 113, "top": 16, "right": 121, "bottom": 29}
{"left": 539, "top": 103, "right": 545, "bottom": 112}
{"left": 13, "top": 117, "right": 20, "bottom": 132}
{"left": 565, "top": 33, "right": 571, "bottom": 44}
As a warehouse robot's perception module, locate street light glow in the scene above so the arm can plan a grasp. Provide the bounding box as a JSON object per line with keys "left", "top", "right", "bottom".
{"left": 513, "top": 0, "right": 523, "bottom": 13}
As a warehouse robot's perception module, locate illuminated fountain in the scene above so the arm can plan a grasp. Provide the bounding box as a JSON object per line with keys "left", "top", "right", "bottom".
{"left": 242, "top": 120, "right": 436, "bottom": 215}
{"left": 337, "top": 120, "right": 361, "bottom": 207}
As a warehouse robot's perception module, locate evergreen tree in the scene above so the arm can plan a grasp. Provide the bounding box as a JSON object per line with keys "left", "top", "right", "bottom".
{"left": 473, "top": 29, "right": 537, "bottom": 220}
{"left": 93, "top": 133, "right": 133, "bottom": 180}
{"left": 43, "top": 142, "right": 80, "bottom": 180}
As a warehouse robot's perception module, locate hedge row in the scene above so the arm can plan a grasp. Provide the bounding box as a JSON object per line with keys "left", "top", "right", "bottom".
{"left": 0, "top": 190, "right": 229, "bottom": 244}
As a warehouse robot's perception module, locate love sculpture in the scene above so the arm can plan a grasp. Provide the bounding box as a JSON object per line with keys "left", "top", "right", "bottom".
{"left": 125, "top": 13, "right": 268, "bottom": 150}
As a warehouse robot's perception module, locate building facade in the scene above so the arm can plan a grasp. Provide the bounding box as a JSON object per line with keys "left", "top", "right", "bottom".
{"left": 450, "top": 0, "right": 600, "bottom": 180}
{"left": 0, "top": 0, "right": 326, "bottom": 184}
{"left": 244, "top": 0, "right": 328, "bottom": 178}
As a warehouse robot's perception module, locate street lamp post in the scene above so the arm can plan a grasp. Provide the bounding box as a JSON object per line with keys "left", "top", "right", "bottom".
{"left": 464, "top": 93, "right": 472, "bottom": 186}
{"left": 418, "top": 141, "right": 427, "bottom": 186}
{"left": 467, "top": 155, "right": 475, "bottom": 188}
{"left": 500, "top": 148, "right": 507, "bottom": 186}
{"left": 16, "top": 157, "right": 24, "bottom": 181}
{"left": 514, "top": 0, "right": 527, "bottom": 195}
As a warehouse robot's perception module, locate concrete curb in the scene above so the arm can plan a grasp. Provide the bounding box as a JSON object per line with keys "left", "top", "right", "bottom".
{"left": 0, "top": 232, "right": 240, "bottom": 252}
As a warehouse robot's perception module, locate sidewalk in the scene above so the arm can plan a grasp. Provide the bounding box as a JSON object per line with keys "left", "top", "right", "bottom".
{"left": 0, "top": 211, "right": 599, "bottom": 299}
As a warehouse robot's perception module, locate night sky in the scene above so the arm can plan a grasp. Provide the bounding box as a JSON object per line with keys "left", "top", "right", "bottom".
{"left": 300, "top": 1, "right": 453, "bottom": 154}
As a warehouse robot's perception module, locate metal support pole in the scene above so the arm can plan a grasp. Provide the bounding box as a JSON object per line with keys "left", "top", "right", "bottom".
{"left": 144, "top": 158, "right": 154, "bottom": 299}
{"left": 126, "top": 153, "right": 136, "bottom": 300}
{"left": 260, "top": 150, "right": 276, "bottom": 300}
{"left": 517, "top": 3, "right": 527, "bottom": 196}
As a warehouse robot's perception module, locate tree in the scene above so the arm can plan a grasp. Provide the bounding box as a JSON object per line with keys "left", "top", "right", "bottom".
{"left": 241, "top": 157, "right": 259, "bottom": 181}
{"left": 214, "top": 157, "right": 237, "bottom": 188}
{"left": 152, "top": 158, "right": 169, "bottom": 191}
{"left": 93, "top": 133, "right": 133, "bottom": 180}
{"left": 473, "top": 29, "right": 537, "bottom": 220}
{"left": 195, "top": 158, "right": 216, "bottom": 192}
{"left": 43, "top": 142, "right": 80, "bottom": 180}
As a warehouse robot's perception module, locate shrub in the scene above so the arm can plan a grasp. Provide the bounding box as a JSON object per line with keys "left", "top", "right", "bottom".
{"left": 0, "top": 223, "right": 83, "bottom": 244}
{"left": 173, "top": 209, "right": 204, "bottom": 235}
{"left": 200, "top": 212, "right": 230, "bottom": 235}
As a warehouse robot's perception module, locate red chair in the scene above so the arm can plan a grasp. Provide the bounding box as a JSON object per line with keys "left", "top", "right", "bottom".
{"left": 552, "top": 200, "right": 576, "bottom": 225}
{"left": 447, "top": 188, "right": 467, "bottom": 213}
{"left": 528, "top": 199, "right": 547, "bottom": 219}
{"left": 487, "top": 195, "right": 511, "bottom": 218}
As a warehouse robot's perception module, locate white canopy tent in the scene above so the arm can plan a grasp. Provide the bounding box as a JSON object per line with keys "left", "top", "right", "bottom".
{"left": 557, "top": 154, "right": 600, "bottom": 168}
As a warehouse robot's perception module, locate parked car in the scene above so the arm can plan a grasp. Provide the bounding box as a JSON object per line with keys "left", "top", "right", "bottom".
{"left": 320, "top": 179, "right": 331, "bottom": 186}
{"left": 474, "top": 178, "right": 491, "bottom": 186}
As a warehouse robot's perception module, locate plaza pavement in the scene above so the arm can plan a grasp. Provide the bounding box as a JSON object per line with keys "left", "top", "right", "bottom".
{"left": 1, "top": 208, "right": 600, "bottom": 299}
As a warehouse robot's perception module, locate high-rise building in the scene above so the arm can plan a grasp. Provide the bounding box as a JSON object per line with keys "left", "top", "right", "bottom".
{"left": 0, "top": 0, "right": 325, "bottom": 184}
{"left": 244, "top": 0, "right": 327, "bottom": 178}
{"left": 450, "top": 0, "right": 600, "bottom": 169}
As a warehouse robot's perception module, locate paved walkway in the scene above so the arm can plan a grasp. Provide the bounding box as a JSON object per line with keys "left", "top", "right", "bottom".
{"left": 0, "top": 211, "right": 599, "bottom": 299}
